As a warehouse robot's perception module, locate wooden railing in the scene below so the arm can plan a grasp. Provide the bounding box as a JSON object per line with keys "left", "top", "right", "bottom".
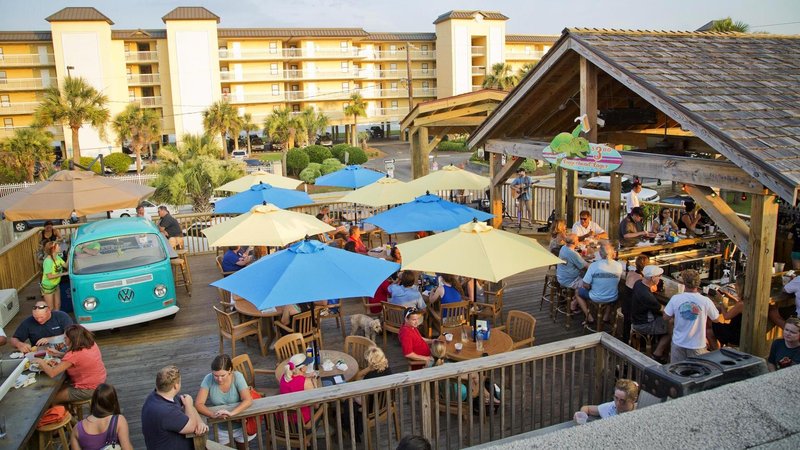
{"left": 0, "top": 228, "right": 41, "bottom": 291}
{"left": 202, "top": 333, "right": 658, "bottom": 450}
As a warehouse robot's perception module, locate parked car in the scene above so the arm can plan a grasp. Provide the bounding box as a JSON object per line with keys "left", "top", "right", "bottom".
{"left": 367, "top": 126, "right": 384, "bottom": 139}
{"left": 108, "top": 200, "right": 161, "bottom": 219}
{"left": 579, "top": 176, "right": 660, "bottom": 202}
{"left": 243, "top": 158, "right": 266, "bottom": 168}
{"left": 12, "top": 217, "right": 70, "bottom": 233}
{"left": 238, "top": 135, "right": 264, "bottom": 151}
{"left": 315, "top": 133, "right": 333, "bottom": 147}
{"left": 232, "top": 149, "right": 247, "bottom": 160}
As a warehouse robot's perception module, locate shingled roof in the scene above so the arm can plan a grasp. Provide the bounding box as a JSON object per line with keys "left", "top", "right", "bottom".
{"left": 162, "top": 7, "right": 220, "bottom": 23}
{"left": 218, "top": 28, "right": 369, "bottom": 38}
{"left": 0, "top": 31, "right": 52, "bottom": 42}
{"left": 45, "top": 7, "right": 113, "bottom": 24}
{"left": 112, "top": 29, "right": 167, "bottom": 40}
{"left": 470, "top": 28, "right": 800, "bottom": 203}
{"left": 364, "top": 33, "right": 436, "bottom": 41}
{"left": 433, "top": 10, "right": 509, "bottom": 24}
{"left": 506, "top": 34, "right": 559, "bottom": 43}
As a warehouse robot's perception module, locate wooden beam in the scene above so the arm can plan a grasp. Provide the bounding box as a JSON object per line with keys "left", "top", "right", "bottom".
{"left": 424, "top": 128, "right": 450, "bottom": 154}
{"left": 485, "top": 138, "right": 766, "bottom": 194}
{"left": 412, "top": 103, "right": 497, "bottom": 126}
{"left": 411, "top": 127, "right": 429, "bottom": 179}
{"left": 740, "top": 193, "right": 778, "bottom": 357}
{"left": 554, "top": 167, "right": 567, "bottom": 219}
{"left": 505, "top": 71, "right": 579, "bottom": 138}
{"left": 609, "top": 173, "right": 621, "bottom": 241}
{"left": 490, "top": 153, "right": 504, "bottom": 228}
{"left": 684, "top": 184, "right": 750, "bottom": 254}
{"left": 427, "top": 117, "right": 486, "bottom": 127}
{"left": 491, "top": 156, "right": 525, "bottom": 188}
{"left": 580, "top": 57, "right": 598, "bottom": 143}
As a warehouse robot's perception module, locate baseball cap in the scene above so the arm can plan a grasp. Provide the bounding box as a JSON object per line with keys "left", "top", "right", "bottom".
{"left": 642, "top": 265, "right": 664, "bottom": 278}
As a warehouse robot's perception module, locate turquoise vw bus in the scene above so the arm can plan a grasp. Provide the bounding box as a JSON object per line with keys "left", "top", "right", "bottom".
{"left": 68, "top": 217, "right": 178, "bottom": 331}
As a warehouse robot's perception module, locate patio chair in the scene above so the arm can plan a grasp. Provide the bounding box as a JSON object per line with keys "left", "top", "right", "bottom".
{"left": 344, "top": 335, "right": 375, "bottom": 370}
{"left": 473, "top": 287, "right": 504, "bottom": 327}
{"left": 232, "top": 353, "right": 276, "bottom": 396}
{"left": 275, "top": 310, "right": 323, "bottom": 349}
{"left": 271, "top": 406, "right": 326, "bottom": 449}
{"left": 430, "top": 301, "right": 470, "bottom": 336}
{"left": 361, "top": 389, "right": 400, "bottom": 450}
{"left": 274, "top": 333, "right": 307, "bottom": 363}
{"left": 497, "top": 310, "right": 536, "bottom": 350}
{"left": 314, "top": 301, "right": 346, "bottom": 340}
{"left": 215, "top": 255, "right": 235, "bottom": 277}
{"left": 213, "top": 306, "right": 265, "bottom": 358}
{"left": 361, "top": 296, "right": 382, "bottom": 317}
{"left": 381, "top": 302, "right": 406, "bottom": 347}
{"left": 217, "top": 287, "right": 234, "bottom": 312}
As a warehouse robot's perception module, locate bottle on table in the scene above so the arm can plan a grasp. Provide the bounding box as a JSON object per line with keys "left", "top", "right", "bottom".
{"left": 306, "top": 346, "right": 315, "bottom": 373}
{"left": 476, "top": 332, "right": 484, "bottom": 352}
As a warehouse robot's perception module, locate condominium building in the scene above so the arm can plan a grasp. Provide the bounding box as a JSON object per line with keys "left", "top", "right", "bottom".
{"left": 0, "top": 7, "right": 556, "bottom": 157}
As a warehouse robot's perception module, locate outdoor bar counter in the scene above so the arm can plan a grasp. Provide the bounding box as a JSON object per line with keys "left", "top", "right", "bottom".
{"left": 0, "top": 371, "right": 64, "bottom": 449}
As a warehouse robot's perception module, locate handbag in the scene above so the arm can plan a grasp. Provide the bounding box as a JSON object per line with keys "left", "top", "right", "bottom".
{"left": 244, "top": 388, "right": 263, "bottom": 436}
{"left": 100, "top": 415, "right": 121, "bottom": 450}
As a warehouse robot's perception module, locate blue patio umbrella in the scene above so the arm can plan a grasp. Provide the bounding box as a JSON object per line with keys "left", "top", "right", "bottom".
{"left": 211, "top": 239, "right": 400, "bottom": 310}
{"left": 213, "top": 182, "right": 313, "bottom": 213}
{"left": 364, "top": 193, "right": 494, "bottom": 234}
{"left": 314, "top": 165, "right": 385, "bottom": 189}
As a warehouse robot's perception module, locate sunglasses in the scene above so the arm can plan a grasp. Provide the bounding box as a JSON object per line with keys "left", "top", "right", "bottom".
{"left": 33, "top": 305, "right": 49, "bottom": 310}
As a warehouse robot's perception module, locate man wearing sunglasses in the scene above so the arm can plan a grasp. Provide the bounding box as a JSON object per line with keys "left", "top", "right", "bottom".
{"left": 571, "top": 210, "right": 608, "bottom": 242}
{"left": 9, "top": 300, "right": 73, "bottom": 353}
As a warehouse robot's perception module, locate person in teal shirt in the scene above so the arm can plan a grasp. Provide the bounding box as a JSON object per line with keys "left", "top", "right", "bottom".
{"left": 41, "top": 241, "right": 67, "bottom": 310}
{"left": 194, "top": 354, "right": 254, "bottom": 449}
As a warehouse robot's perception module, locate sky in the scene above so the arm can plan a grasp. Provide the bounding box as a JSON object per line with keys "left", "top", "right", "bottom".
{"left": 1, "top": 0, "right": 799, "bottom": 34}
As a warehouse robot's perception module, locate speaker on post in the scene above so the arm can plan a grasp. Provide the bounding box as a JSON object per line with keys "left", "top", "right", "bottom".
{"left": 641, "top": 348, "right": 767, "bottom": 399}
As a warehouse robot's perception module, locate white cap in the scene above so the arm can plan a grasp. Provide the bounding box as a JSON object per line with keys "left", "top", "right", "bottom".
{"left": 642, "top": 265, "right": 664, "bottom": 278}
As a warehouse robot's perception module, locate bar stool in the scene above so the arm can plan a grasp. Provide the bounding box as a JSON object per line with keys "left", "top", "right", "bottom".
{"left": 171, "top": 257, "right": 190, "bottom": 294}
{"left": 585, "top": 299, "right": 617, "bottom": 333}
{"left": 540, "top": 265, "right": 557, "bottom": 313}
{"left": 629, "top": 328, "right": 654, "bottom": 356}
{"left": 68, "top": 398, "right": 91, "bottom": 425}
{"left": 177, "top": 249, "right": 192, "bottom": 284}
{"left": 37, "top": 411, "right": 72, "bottom": 450}
{"left": 555, "top": 286, "right": 576, "bottom": 328}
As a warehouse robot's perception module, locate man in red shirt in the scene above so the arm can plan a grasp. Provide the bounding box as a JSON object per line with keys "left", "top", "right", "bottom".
{"left": 398, "top": 308, "right": 433, "bottom": 368}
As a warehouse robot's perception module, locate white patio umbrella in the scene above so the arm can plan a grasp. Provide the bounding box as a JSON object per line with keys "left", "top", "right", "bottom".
{"left": 406, "top": 164, "right": 490, "bottom": 195}
{"left": 215, "top": 170, "right": 302, "bottom": 192}
{"left": 202, "top": 203, "right": 334, "bottom": 247}
{"left": 338, "top": 176, "right": 417, "bottom": 207}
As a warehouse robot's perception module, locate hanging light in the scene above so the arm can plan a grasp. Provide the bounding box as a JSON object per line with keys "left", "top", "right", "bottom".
{"left": 681, "top": 184, "right": 687, "bottom": 192}
{"left": 710, "top": 191, "right": 717, "bottom": 198}
{"left": 656, "top": 179, "right": 662, "bottom": 186}
{"left": 741, "top": 193, "right": 747, "bottom": 201}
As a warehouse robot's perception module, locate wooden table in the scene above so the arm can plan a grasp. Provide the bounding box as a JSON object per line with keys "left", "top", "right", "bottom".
{"left": 0, "top": 370, "right": 64, "bottom": 450}
{"left": 617, "top": 234, "right": 726, "bottom": 260}
{"left": 275, "top": 350, "right": 358, "bottom": 382}
{"left": 444, "top": 330, "right": 514, "bottom": 362}
{"left": 234, "top": 298, "right": 281, "bottom": 348}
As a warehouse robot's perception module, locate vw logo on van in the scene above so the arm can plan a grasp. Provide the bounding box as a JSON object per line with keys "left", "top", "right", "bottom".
{"left": 118, "top": 288, "right": 135, "bottom": 303}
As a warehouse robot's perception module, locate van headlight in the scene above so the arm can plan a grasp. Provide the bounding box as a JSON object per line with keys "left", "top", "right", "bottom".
{"left": 83, "top": 297, "right": 98, "bottom": 311}
{"left": 154, "top": 284, "right": 167, "bottom": 298}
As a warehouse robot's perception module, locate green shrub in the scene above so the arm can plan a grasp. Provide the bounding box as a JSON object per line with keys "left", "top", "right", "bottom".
{"left": 79, "top": 156, "right": 103, "bottom": 174}
{"left": 299, "top": 164, "right": 322, "bottom": 184}
{"left": 339, "top": 146, "right": 367, "bottom": 165}
{"left": 303, "top": 145, "right": 333, "bottom": 164}
{"left": 436, "top": 140, "right": 468, "bottom": 152}
{"left": 321, "top": 158, "right": 344, "bottom": 175}
{"left": 331, "top": 143, "right": 349, "bottom": 161}
{"left": 104, "top": 152, "right": 132, "bottom": 175}
{"left": 286, "top": 148, "right": 310, "bottom": 175}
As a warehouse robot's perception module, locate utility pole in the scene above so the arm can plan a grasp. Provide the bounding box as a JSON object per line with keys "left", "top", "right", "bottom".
{"left": 405, "top": 42, "right": 414, "bottom": 110}
{"left": 66, "top": 65, "right": 74, "bottom": 77}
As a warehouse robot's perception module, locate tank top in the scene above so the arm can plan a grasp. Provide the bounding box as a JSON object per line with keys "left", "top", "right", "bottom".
{"left": 440, "top": 284, "right": 461, "bottom": 305}
{"left": 279, "top": 375, "right": 311, "bottom": 423}
{"left": 76, "top": 418, "right": 113, "bottom": 450}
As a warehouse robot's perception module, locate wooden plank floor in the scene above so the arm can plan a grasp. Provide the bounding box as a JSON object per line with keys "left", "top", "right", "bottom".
{"left": 8, "top": 255, "right": 587, "bottom": 448}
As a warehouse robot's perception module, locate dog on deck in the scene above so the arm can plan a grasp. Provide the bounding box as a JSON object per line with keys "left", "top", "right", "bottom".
{"left": 350, "top": 314, "right": 382, "bottom": 342}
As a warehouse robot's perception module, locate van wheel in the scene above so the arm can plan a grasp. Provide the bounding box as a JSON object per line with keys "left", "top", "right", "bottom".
{"left": 14, "top": 221, "right": 28, "bottom": 232}
{"left": 120, "top": 213, "right": 130, "bottom": 217}
{"left": 168, "top": 313, "right": 177, "bottom": 320}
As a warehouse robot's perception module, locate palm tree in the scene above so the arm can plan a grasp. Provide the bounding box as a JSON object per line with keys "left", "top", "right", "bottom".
{"left": 711, "top": 17, "right": 750, "bottom": 32}
{"left": 263, "top": 107, "right": 305, "bottom": 176}
{"left": 299, "top": 107, "right": 330, "bottom": 146}
{"left": 240, "top": 113, "right": 258, "bottom": 155}
{"left": 202, "top": 100, "right": 240, "bottom": 159}
{"left": 33, "top": 76, "right": 110, "bottom": 165}
{"left": 150, "top": 134, "right": 244, "bottom": 212}
{"left": 517, "top": 62, "right": 537, "bottom": 81}
{"left": 343, "top": 93, "right": 366, "bottom": 146}
{"left": 0, "top": 127, "right": 54, "bottom": 182}
{"left": 482, "top": 62, "right": 519, "bottom": 91}
{"left": 111, "top": 104, "right": 161, "bottom": 174}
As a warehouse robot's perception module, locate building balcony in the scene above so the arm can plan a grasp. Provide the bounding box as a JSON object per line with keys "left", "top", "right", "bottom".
{"left": 368, "top": 69, "right": 437, "bottom": 79}
{"left": 127, "top": 73, "right": 161, "bottom": 85}
{"left": 0, "top": 77, "right": 56, "bottom": 91}
{"left": 0, "top": 101, "right": 38, "bottom": 115}
{"left": 471, "top": 66, "right": 486, "bottom": 76}
{"left": 125, "top": 51, "right": 159, "bottom": 63}
{"left": 472, "top": 85, "right": 484, "bottom": 92}
{"left": 471, "top": 46, "right": 486, "bottom": 56}
{"left": 221, "top": 47, "right": 365, "bottom": 60}
{"left": 367, "top": 50, "right": 436, "bottom": 60}
{"left": 374, "top": 106, "right": 410, "bottom": 118}
{"left": 414, "top": 88, "right": 437, "bottom": 97}
{"left": 506, "top": 50, "right": 546, "bottom": 60}
{"left": 131, "top": 96, "right": 162, "bottom": 108}
{"left": 0, "top": 53, "right": 55, "bottom": 67}
{"left": 225, "top": 90, "right": 351, "bottom": 104}
{"left": 220, "top": 71, "right": 286, "bottom": 82}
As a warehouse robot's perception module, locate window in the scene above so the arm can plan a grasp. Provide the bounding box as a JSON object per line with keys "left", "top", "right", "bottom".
{"left": 3, "top": 118, "right": 13, "bottom": 129}
{"left": 389, "top": 63, "right": 397, "bottom": 74}
{"left": 421, "top": 63, "right": 429, "bottom": 73}
{"left": 340, "top": 41, "right": 348, "bottom": 53}
{"left": 1, "top": 95, "right": 9, "bottom": 107}
{"left": 421, "top": 45, "right": 429, "bottom": 55}
{"left": 128, "top": 90, "right": 135, "bottom": 100}
{"left": 342, "top": 82, "right": 349, "bottom": 92}
{"left": 525, "top": 46, "right": 532, "bottom": 55}
{"left": 0, "top": 71, "right": 6, "bottom": 84}
{"left": 422, "top": 81, "right": 429, "bottom": 90}
{"left": 269, "top": 42, "right": 278, "bottom": 54}
{"left": 270, "top": 63, "right": 278, "bottom": 75}
{"left": 0, "top": 48, "right": 4, "bottom": 61}
{"left": 292, "top": 105, "right": 300, "bottom": 112}
{"left": 389, "top": 81, "right": 398, "bottom": 90}
{"left": 389, "top": 45, "right": 397, "bottom": 54}
{"left": 126, "top": 67, "right": 132, "bottom": 80}
{"left": 272, "top": 84, "right": 280, "bottom": 95}
{"left": 72, "top": 235, "right": 167, "bottom": 275}
{"left": 390, "top": 100, "right": 398, "bottom": 110}
{"left": 341, "top": 61, "right": 348, "bottom": 73}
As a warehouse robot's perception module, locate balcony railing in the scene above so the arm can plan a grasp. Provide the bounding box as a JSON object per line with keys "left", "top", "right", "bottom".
{"left": 127, "top": 73, "right": 160, "bottom": 85}
{"left": 415, "top": 88, "right": 437, "bottom": 97}
{"left": 471, "top": 66, "right": 486, "bottom": 75}
{"left": 199, "top": 333, "right": 656, "bottom": 450}
{"left": 0, "top": 77, "right": 56, "bottom": 91}
{"left": 131, "top": 96, "right": 162, "bottom": 107}
{"left": 374, "top": 106, "right": 410, "bottom": 117}
{"left": 370, "top": 69, "right": 437, "bottom": 79}
{"left": 369, "top": 50, "right": 436, "bottom": 60}
{"left": 506, "top": 50, "right": 546, "bottom": 60}
{"left": 220, "top": 71, "right": 285, "bottom": 82}
{"left": 0, "top": 102, "right": 38, "bottom": 115}
{"left": 471, "top": 46, "right": 486, "bottom": 56}
{"left": 0, "top": 53, "right": 55, "bottom": 66}
{"left": 225, "top": 90, "right": 352, "bottom": 104}
{"left": 125, "top": 51, "right": 159, "bottom": 62}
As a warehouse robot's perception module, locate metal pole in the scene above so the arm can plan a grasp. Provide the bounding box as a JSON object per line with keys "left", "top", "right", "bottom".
{"left": 405, "top": 42, "right": 414, "bottom": 110}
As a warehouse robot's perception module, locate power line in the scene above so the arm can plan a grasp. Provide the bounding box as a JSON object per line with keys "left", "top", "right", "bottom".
{"left": 751, "top": 20, "right": 800, "bottom": 28}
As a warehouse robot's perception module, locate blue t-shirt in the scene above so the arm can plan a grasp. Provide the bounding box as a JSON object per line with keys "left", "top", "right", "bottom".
{"left": 388, "top": 284, "right": 426, "bottom": 309}
{"left": 201, "top": 371, "right": 247, "bottom": 407}
{"left": 557, "top": 246, "right": 586, "bottom": 287}
{"left": 13, "top": 311, "right": 73, "bottom": 345}
{"left": 141, "top": 390, "right": 192, "bottom": 450}
{"left": 582, "top": 259, "right": 623, "bottom": 303}
{"left": 440, "top": 284, "right": 461, "bottom": 305}
{"left": 221, "top": 250, "right": 243, "bottom": 273}
{"left": 511, "top": 176, "right": 532, "bottom": 200}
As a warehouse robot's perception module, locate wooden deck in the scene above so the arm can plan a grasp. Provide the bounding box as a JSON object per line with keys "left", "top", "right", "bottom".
{"left": 8, "top": 255, "right": 586, "bottom": 448}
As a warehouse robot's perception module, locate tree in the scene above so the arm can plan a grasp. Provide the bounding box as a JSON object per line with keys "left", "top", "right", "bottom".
{"left": 202, "top": 100, "right": 240, "bottom": 159}
{"left": 33, "top": 76, "right": 110, "bottom": 164}
{"left": 111, "top": 104, "right": 161, "bottom": 174}
{"left": 150, "top": 134, "right": 244, "bottom": 213}
{"left": 240, "top": 113, "right": 258, "bottom": 155}
{"left": 711, "top": 17, "right": 750, "bottom": 32}
{"left": 482, "top": 62, "right": 519, "bottom": 91}
{"left": 0, "top": 127, "right": 54, "bottom": 182}
{"left": 517, "top": 62, "right": 537, "bottom": 81}
{"left": 343, "top": 93, "right": 366, "bottom": 146}
{"left": 264, "top": 107, "right": 305, "bottom": 176}
{"left": 298, "top": 107, "right": 330, "bottom": 146}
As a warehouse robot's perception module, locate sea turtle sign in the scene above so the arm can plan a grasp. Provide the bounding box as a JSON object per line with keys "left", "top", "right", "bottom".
{"left": 542, "top": 115, "right": 622, "bottom": 173}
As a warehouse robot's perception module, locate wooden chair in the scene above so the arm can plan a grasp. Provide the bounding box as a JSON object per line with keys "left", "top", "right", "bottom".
{"left": 217, "top": 287, "right": 234, "bottom": 311}
{"left": 406, "top": 357, "right": 427, "bottom": 371}
{"left": 274, "top": 333, "right": 307, "bottom": 363}
{"left": 232, "top": 353, "right": 275, "bottom": 395}
{"left": 362, "top": 389, "right": 401, "bottom": 450}
{"left": 367, "top": 228, "right": 384, "bottom": 248}
{"left": 215, "top": 255, "right": 235, "bottom": 277}
{"left": 430, "top": 301, "right": 470, "bottom": 336}
{"left": 213, "top": 306, "right": 265, "bottom": 358}
{"left": 171, "top": 257, "right": 190, "bottom": 294}
{"left": 344, "top": 335, "right": 375, "bottom": 370}
{"left": 473, "top": 287, "right": 504, "bottom": 327}
{"left": 271, "top": 407, "right": 326, "bottom": 449}
{"left": 381, "top": 302, "right": 406, "bottom": 347}
{"left": 353, "top": 367, "right": 371, "bottom": 381}
{"left": 499, "top": 310, "right": 536, "bottom": 349}
{"left": 314, "top": 301, "right": 346, "bottom": 340}
{"left": 361, "top": 296, "right": 382, "bottom": 317}
{"left": 629, "top": 328, "right": 654, "bottom": 356}
{"left": 275, "top": 310, "right": 323, "bottom": 349}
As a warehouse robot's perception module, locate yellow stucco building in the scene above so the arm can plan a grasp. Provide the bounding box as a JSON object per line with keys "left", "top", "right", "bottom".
{"left": 0, "top": 7, "right": 555, "bottom": 157}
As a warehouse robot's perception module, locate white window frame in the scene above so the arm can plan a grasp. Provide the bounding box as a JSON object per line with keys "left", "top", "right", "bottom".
{"left": 0, "top": 48, "right": 4, "bottom": 61}
{"left": 271, "top": 84, "right": 280, "bottom": 96}
{"left": 269, "top": 42, "right": 278, "bottom": 54}
{"left": 3, "top": 118, "right": 13, "bottom": 129}
{"left": 421, "top": 45, "right": 429, "bottom": 55}
{"left": 341, "top": 61, "right": 349, "bottom": 73}
{"left": 341, "top": 82, "right": 349, "bottom": 92}
{"left": 270, "top": 63, "right": 279, "bottom": 75}
{"left": 389, "top": 44, "right": 397, "bottom": 55}
{"left": 0, "top": 71, "right": 6, "bottom": 84}
{"left": 340, "top": 41, "right": 348, "bottom": 53}
{"left": 421, "top": 63, "right": 429, "bottom": 74}
{"left": 0, "top": 95, "right": 9, "bottom": 107}
{"left": 390, "top": 100, "right": 398, "bottom": 110}
{"left": 389, "top": 81, "right": 398, "bottom": 90}
{"left": 422, "top": 81, "right": 429, "bottom": 89}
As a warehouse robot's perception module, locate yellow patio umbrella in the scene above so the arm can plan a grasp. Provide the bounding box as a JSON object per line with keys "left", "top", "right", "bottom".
{"left": 397, "top": 220, "right": 562, "bottom": 282}
{"left": 202, "top": 203, "right": 334, "bottom": 247}
{"left": 406, "top": 164, "right": 490, "bottom": 195}
{"left": 214, "top": 170, "right": 302, "bottom": 192}
{"left": 338, "top": 176, "right": 417, "bottom": 207}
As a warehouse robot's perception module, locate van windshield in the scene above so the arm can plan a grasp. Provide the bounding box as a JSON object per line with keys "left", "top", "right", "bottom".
{"left": 72, "top": 233, "right": 167, "bottom": 275}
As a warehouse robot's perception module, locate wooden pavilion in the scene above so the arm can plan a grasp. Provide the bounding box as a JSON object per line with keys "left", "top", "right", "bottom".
{"left": 468, "top": 28, "right": 800, "bottom": 356}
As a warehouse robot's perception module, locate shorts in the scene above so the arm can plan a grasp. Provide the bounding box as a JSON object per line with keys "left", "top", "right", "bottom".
{"left": 670, "top": 345, "right": 707, "bottom": 364}
{"left": 67, "top": 386, "right": 95, "bottom": 402}
{"left": 214, "top": 423, "right": 256, "bottom": 445}
{"left": 577, "top": 287, "right": 615, "bottom": 304}
{"left": 632, "top": 317, "right": 668, "bottom": 336}
{"left": 562, "top": 278, "right": 583, "bottom": 290}
{"left": 40, "top": 283, "right": 59, "bottom": 295}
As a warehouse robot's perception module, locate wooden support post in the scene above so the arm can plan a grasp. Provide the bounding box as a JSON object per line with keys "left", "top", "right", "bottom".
{"left": 609, "top": 173, "right": 622, "bottom": 242}
{"left": 579, "top": 56, "right": 599, "bottom": 233}
{"left": 554, "top": 167, "right": 567, "bottom": 220}
{"left": 566, "top": 170, "right": 579, "bottom": 225}
{"left": 421, "top": 382, "right": 433, "bottom": 441}
{"left": 740, "top": 193, "right": 778, "bottom": 357}
{"left": 685, "top": 184, "right": 750, "bottom": 254}
{"left": 490, "top": 153, "right": 504, "bottom": 229}
{"left": 411, "top": 127, "right": 429, "bottom": 179}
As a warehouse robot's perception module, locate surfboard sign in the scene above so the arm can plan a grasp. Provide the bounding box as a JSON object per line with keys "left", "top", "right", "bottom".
{"left": 542, "top": 143, "right": 623, "bottom": 173}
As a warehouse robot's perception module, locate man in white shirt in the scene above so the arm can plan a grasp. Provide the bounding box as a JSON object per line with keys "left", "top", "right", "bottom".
{"left": 572, "top": 210, "right": 608, "bottom": 242}
{"left": 664, "top": 269, "right": 721, "bottom": 363}
{"left": 783, "top": 273, "right": 800, "bottom": 317}
{"left": 625, "top": 181, "right": 642, "bottom": 213}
